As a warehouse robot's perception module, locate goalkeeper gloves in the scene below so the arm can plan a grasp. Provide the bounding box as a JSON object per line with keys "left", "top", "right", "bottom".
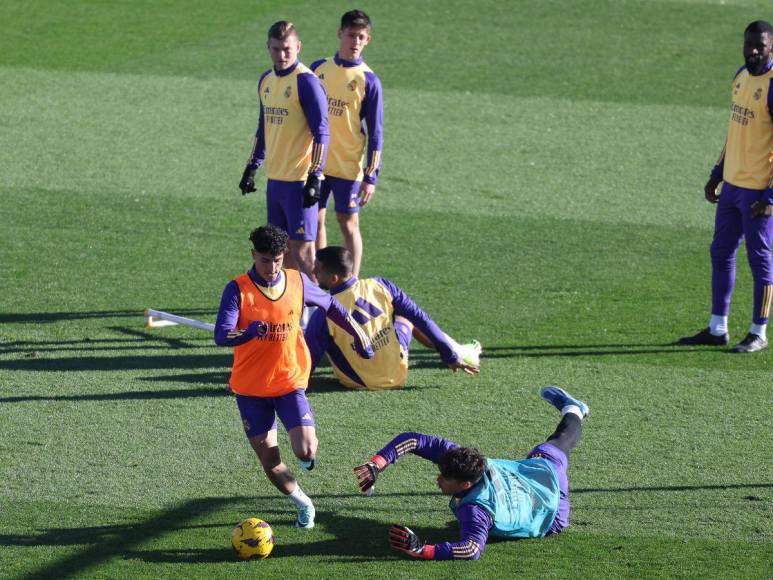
{"left": 388, "top": 525, "right": 435, "bottom": 560}
{"left": 751, "top": 200, "right": 773, "bottom": 218}
{"left": 239, "top": 167, "right": 257, "bottom": 195}
{"left": 353, "top": 455, "right": 387, "bottom": 494}
{"left": 303, "top": 173, "right": 321, "bottom": 208}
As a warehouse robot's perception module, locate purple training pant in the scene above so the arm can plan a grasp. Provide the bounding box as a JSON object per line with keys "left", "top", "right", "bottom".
{"left": 711, "top": 182, "right": 773, "bottom": 325}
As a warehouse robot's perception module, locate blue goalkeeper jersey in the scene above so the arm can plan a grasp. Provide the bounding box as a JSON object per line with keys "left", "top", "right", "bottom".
{"left": 374, "top": 432, "right": 560, "bottom": 560}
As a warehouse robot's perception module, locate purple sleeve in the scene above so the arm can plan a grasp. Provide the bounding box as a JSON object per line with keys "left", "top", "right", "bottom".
{"left": 297, "top": 72, "right": 329, "bottom": 177}
{"left": 248, "top": 71, "right": 271, "bottom": 169}
{"left": 375, "top": 432, "right": 460, "bottom": 465}
{"left": 214, "top": 281, "right": 264, "bottom": 346}
{"left": 304, "top": 306, "right": 330, "bottom": 370}
{"left": 431, "top": 504, "right": 492, "bottom": 561}
{"left": 361, "top": 71, "right": 383, "bottom": 185}
{"left": 301, "top": 274, "right": 373, "bottom": 358}
{"left": 375, "top": 277, "right": 458, "bottom": 364}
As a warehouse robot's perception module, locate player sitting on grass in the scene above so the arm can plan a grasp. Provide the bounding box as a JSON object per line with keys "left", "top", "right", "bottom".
{"left": 304, "top": 246, "right": 480, "bottom": 389}
{"left": 353, "top": 386, "right": 589, "bottom": 560}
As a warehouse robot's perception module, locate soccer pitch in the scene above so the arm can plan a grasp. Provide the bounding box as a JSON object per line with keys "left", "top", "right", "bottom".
{"left": 1, "top": 0, "right": 771, "bottom": 577}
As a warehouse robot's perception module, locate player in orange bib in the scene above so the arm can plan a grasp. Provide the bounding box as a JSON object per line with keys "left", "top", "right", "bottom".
{"left": 215, "top": 225, "right": 373, "bottom": 528}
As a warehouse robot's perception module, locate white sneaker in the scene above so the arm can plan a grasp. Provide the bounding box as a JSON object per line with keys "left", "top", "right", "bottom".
{"left": 456, "top": 340, "right": 482, "bottom": 366}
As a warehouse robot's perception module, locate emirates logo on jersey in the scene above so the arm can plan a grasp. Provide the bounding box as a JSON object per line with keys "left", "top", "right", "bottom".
{"left": 285, "top": 86, "right": 292, "bottom": 98}
{"left": 754, "top": 88, "right": 763, "bottom": 100}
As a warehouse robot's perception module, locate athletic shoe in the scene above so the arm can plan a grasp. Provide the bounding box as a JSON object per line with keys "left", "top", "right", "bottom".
{"left": 540, "top": 386, "right": 589, "bottom": 419}
{"left": 294, "top": 505, "right": 315, "bottom": 529}
{"left": 456, "top": 340, "right": 482, "bottom": 366}
{"left": 730, "top": 333, "right": 768, "bottom": 353}
{"left": 676, "top": 328, "right": 729, "bottom": 346}
{"left": 298, "top": 458, "right": 316, "bottom": 472}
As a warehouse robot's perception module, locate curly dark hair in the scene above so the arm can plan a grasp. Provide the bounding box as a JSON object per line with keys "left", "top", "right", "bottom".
{"left": 249, "top": 225, "right": 288, "bottom": 256}
{"left": 438, "top": 447, "right": 486, "bottom": 483}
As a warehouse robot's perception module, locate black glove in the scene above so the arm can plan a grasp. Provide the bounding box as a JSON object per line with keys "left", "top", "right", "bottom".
{"left": 239, "top": 167, "right": 257, "bottom": 195}
{"left": 751, "top": 200, "right": 773, "bottom": 218}
{"left": 303, "top": 174, "right": 321, "bottom": 208}
{"left": 388, "top": 525, "right": 432, "bottom": 559}
{"left": 353, "top": 461, "right": 380, "bottom": 494}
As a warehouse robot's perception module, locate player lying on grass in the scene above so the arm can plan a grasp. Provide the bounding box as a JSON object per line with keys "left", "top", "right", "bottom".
{"left": 354, "top": 387, "right": 589, "bottom": 560}
{"left": 304, "top": 246, "right": 480, "bottom": 389}
{"left": 214, "top": 225, "right": 373, "bottom": 529}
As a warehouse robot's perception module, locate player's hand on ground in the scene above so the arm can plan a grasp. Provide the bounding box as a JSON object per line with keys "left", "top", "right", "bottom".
{"left": 388, "top": 525, "right": 432, "bottom": 559}
{"left": 303, "top": 174, "right": 321, "bottom": 207}
{"left": 448, "top": 360, "right": 480, "bottom": 375}
{"left": 353, "top": 461, "right": 379, "bottom": 493}
{"left": 751, "top": 200, "right": 773, "bottom": 218}
{"left": 358, "top": 182, "right": 376, "bottom": 206}
{"left": 704, "top": 177, "right": 721, "bottom": 203}
{"left": 239, "top": 167, "right": 257, "bottom": 195}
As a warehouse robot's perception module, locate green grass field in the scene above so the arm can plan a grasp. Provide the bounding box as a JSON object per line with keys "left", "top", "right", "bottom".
{"left": 1, "top": 0, "right": 772, "bottom": 577}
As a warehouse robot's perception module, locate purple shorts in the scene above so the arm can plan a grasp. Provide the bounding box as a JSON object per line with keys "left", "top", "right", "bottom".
{"left": 527, "top": 442, "right": 570, "bottom": 534}
{"left": 320, "top": 175, "right": 360, "bottom": 214}
{"left": 266, "top": 179, "right": 318, "bottom": 241}
{"left": 235, "top": 389, "right": 315, "bottom": 438}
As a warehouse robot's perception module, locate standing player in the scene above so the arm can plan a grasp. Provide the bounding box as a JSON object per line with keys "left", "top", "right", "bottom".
{"left": 678, "top": 20, "right": 773, "bottom": 353}
{"left": 214, "top": 225, "right": 373, "bottom": 528}
{"left": 353, "top": 387, "right": 590, "bottom": 560}
{"left": 305, "top": 246, "right": 480, "bottom": 389}
{"left": 239, "top": 21, "right": 329, "bottom": 277}
{"left": 310, "top": 10, "right": 383, "bottom": 277}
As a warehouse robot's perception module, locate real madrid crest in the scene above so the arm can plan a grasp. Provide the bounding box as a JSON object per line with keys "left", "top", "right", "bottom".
{"left": 285, "top": 86, "right": 292, "bottom": 98}
{"left": 754, "top": 87, "right": 762, "bottom": 100}
{"left": 347, "top": 80, "right": 357, "bottom": 92}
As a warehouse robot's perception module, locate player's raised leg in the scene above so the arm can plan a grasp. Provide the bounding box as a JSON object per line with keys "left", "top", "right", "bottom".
{"left": 539, "top": 385, "right": 589, "bottom": 456}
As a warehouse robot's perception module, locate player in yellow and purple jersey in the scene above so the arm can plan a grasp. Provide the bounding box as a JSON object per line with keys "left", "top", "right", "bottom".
{"left": 310, "top": 10, "right": 384, "bottom": 277}
{"left": 305, "top": 246, "right": 480, "bottom": 389}
{"left": 679, "top": 21, "right": 773, "bottom": 353}
{"left": 239, "top": 21, "right": 329, "bottom": 278}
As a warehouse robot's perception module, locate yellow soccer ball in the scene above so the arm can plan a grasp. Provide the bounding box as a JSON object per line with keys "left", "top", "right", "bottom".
{"left": 231, "top": 517, "right": 275, "bottom": 560}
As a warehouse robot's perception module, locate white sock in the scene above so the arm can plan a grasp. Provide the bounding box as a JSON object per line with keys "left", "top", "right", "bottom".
{"left": 750, "top": 323, "right": 767, "bottom": 340}
{"left": 561, "top": 405, "right": 584, "bottom": 420}
{"left": 288, "top": 483, "right": 313, "bottom": 508}
{"left": 709, "top": 315, "right": 728, "bottom": 336}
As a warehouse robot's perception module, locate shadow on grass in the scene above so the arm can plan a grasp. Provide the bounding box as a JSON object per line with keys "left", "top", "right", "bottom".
{"left": 407, "top": 342, "right": 730, "bottom": 361}
{"left": 0, "top": 353, "right": 231, "bottom": 372}
{"left": 0, "top": 386, "right": 231, "bottom": 403}
{"left": 574, "top": 482, "right": 773, "bottom": 494}
{"left": 0, "top": 308, "right": 216, "bottom": 325}
{"left": 2, "top": 493, "right": 446, "bottom": 576}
